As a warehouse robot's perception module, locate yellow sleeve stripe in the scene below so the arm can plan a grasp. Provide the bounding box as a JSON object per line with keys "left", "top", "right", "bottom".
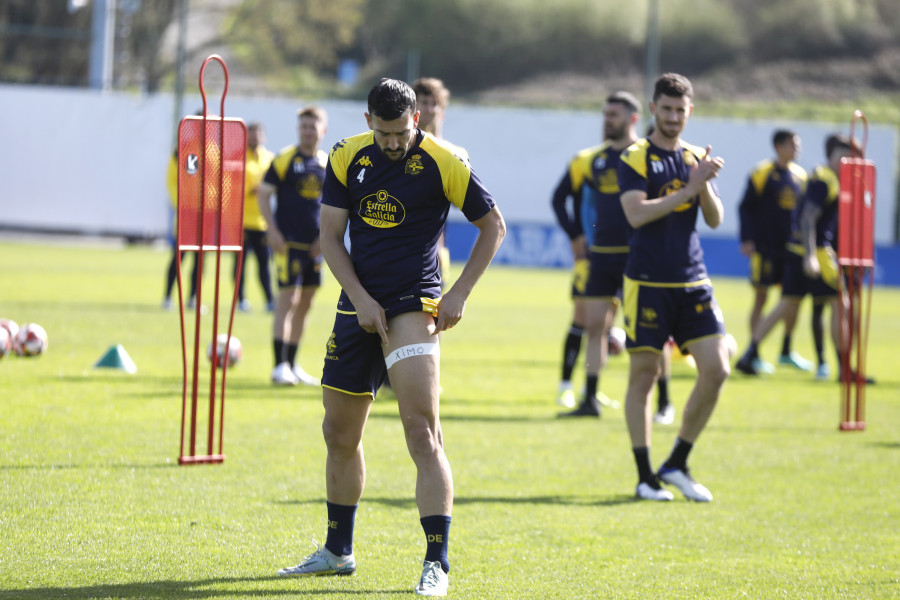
{"left": 814, "top": 166, "right": 841, "bottom": 203}
{"left": 749, "top": 160, "right": 775, "bottom": 196}
{"left": 621, "top": 139, "right": 650, "bottom": 179}
{"left": 422, "top": 136, "right": 471, "bottom": 211}
{"left": 271, "top": 146, "right": 296, "bottom": 180}
{"left": 330, "top": 132, "right": 374, "bottom": 188}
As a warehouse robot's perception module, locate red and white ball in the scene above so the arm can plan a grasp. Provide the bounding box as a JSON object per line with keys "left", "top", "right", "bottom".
{"left": 15, "top": 322, "right": 48, "bottom": 357}
{"left": 608, "top": 326, "right": 627, "bottom": 356}
{"left": 207, "top": 333, "right": 242, "bottom": 367}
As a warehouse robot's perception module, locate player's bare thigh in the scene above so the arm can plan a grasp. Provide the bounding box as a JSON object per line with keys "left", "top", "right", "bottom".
{"left": 384, "top": 311, "right": 440, "bottom": 421}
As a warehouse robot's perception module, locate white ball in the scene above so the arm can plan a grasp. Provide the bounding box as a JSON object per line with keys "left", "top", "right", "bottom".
{"left": 608, "top": 326, "right": 627, "bottom": 356}
{"left": 15, "top": 323, "right": 48, "bottom": 357}
{"left": 0, "top": 326, "right": 10, "bottom": 359}
{"left": 207, "top": 333, "right": 242, "bottom": 367}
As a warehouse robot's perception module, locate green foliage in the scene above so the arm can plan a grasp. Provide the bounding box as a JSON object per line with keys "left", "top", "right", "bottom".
{"left": 223, "top": 0, "right": 366, "bottom": 90}
{"left": 358, "top": 0, "right": 643, "bottom": 92}
{"left": 658, "top": 0, "right": 749, "bottom": 73}
{"left": 1, "top": 240, "right": 899, "bottom": 599}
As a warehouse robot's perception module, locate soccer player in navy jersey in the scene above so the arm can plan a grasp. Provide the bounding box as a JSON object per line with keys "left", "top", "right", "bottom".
{"left": 555, "top": 91, "right": 635, "bottom": 416}
{"left": 258, "top": 107, "right": 328, "bottom": 386}
{"left": 550, "top": 143, "right": 589, "bottom": 409}
{"left": 277, "top": 79, "right": 505, "bottom": 597}
{"left": 554, "top": 94, "right": 675, "bottom": 421}
{"left": 618, "top": 73, "right": 729, "bottom": 502}
{"left": 736, "top": 134, "right": 869, "bottom": 383}
{"left": 737, "top": 130, "right": 812, "bottom": 374}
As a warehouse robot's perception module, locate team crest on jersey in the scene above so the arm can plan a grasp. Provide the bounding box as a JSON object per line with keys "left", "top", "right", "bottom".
{"left": 599, "top": 168, "right": 620, "bottom": 194}
{"left": 661, "top": 180, "right": 696, "bottom": 212}
{"left": 640, "top": 307, "right": 658, "bottom": 324}
{"left": 331, "top": 139, "right": 346, "bottom": 155}
{"left": 297, "top": 173, "right": 323, "bottom": 199}
{"left": 356, "top": 156, "right": 373, "bottom": 167}
{"left": 292, "top": 159, "right": 307, "bottom": 174}
{"left": 360, "top": 190, "right": 405, "bottom": 228}
{"left": 325, "top": 332, "right": 338, "bottom": 360}
{"left": 405, "top": 154, "right": 424, "bottom": 175}
{"left": 593, "top": 155, "right": 607, "bottom": 171}
{"left": 778, "top": 188, "right": 797, "bottom": 210}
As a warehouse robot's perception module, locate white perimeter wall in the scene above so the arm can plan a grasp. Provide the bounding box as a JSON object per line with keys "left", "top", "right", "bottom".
{"left": 0, "top": 83, "right": 896, "bottom": 243}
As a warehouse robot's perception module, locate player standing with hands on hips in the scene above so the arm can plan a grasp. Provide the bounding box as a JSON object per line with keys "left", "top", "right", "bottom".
{"left": 277, "top": 79, "right": 505, "bottom": 597}
{"left": 618, "top": 73, "right": 730, "bottom": 502}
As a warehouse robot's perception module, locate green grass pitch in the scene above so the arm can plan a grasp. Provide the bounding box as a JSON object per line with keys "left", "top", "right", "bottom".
{"left": 1, "top": 239, "right": 898, "bottom": 599}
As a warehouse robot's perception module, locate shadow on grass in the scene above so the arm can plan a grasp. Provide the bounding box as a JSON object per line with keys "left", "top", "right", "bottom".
{"left": 0, "top": 576, "right": 410, "bottom": 599}
{"left": 868, "top": 440, "right": 900, "bottom": 449}
{"left": 275, "top": 493, "right": 637, "bottom": 509}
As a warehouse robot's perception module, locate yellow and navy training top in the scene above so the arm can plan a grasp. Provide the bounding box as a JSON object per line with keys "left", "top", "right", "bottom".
{"left": 552, "top": 142, "right": 632, "bottom": 251}
{"left": 322, "top": 129, "right": 495, "bottom": 306}
{"left": 738, "top": 159, "right": 806, "bottom": 254}
{"left": 263, "top": 145, "right": 328, "bottom": 245}
{"left": 243, "top": 145, "right": 275, "bottom": 232}
{"left": 618, "top": 138, "right": 716, "bottom": 284}
{"left": 791, "top": 164, "right": 840, "bottom": 251}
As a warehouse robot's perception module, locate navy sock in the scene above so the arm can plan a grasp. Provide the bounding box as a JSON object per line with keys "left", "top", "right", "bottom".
{"left": 781, "top": 335, "right": 792, "bottom": 357}
{"left": 286, "top": 342, "right": 298, "bottom": 366}
{"left": 656, "top": 377, "right": 670, "bottom": 412}
{"left": 273, "top": 339, "right": 285, "bottom": 365}
{"left": 420, "top": 515, "right": 451, "bottom": 574}
{"left": 632, "top": 446, "right": 655, "bottom": 485}
{"left": 325, "top": 502, "right": 357, "bottom": 557}
{"left": 561, "top": 324, "right": 584, "bottom": 381}
{"left": 748, "top": 341, "right": 759, "bottom": 360}
{"left": 662, "top": 438, "right": 693, "bottom": 472}
{"left": 585, "top": 375, "right": 598, "bottom": 402}
{"left": 812, "top": 302, "right": 826, "bottom": 364}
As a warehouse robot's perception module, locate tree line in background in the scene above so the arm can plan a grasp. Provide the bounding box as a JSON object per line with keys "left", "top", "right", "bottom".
{"left": 2, "top": 0, "right": 899, "bottom": 97}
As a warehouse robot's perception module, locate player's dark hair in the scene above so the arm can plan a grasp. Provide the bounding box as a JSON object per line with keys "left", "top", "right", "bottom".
{"left": 825, "top": 133, "right": 858, "bottom": 158}
{"left": 607, "top": 91, "right": 640, "bottom": 114}
{"left": 368, "top": 78, "right": 417, "bottom": 121}
{"left": 413, "top": 77, "right": 450, "bottom": 109}
{"left": 772, "top": 129, "right": 796, "bottom": 147}
{"left": 652, "top": 73, "right": 693, "bottom": 102}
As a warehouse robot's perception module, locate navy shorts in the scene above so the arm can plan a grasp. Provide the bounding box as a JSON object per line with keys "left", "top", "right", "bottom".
{"left": 321, "top": 293, "right": 439, "bottom": 397}
{"left": 750, "top": 249, "right": 785, "bottom": 288}
{"left": 622, "top": 276, "right": 726, "bottom": 352}
{"left": 274, "top": 244, "right": 322, "bottom": 289}
{"left": 781, "top": 247, "right": 838, "bottom": 300}
{"left": 584, "top": 251, "right": 627, "bottom": 299}
{"left": 570, "top": 258, "right": 590, "bottom": 299}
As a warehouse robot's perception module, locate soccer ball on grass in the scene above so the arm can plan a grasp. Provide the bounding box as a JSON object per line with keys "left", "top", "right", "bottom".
{"left": 15, "top": 323, "right": 48, "bottom": 357}
{"left": 207, "top": 333, "right": 242, "bottom": 367}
